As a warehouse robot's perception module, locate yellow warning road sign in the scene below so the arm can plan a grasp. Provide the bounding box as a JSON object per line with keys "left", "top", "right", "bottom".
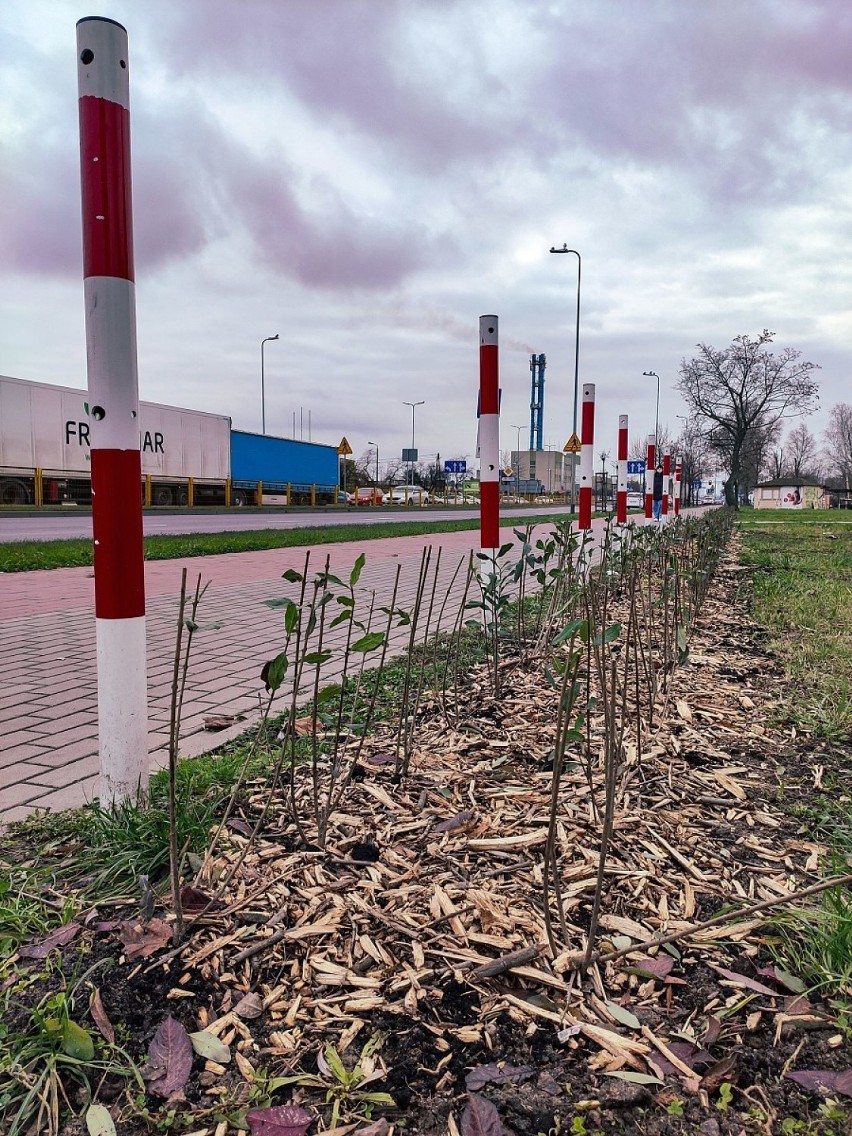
{"left": 563, "top": 433, "right": 582, "bottom": 453}
{"left": 337, "top": 436, "right": 353, "bottom": 456}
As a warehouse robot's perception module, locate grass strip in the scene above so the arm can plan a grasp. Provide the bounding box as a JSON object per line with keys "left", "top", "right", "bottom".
{"left": 738, "top": 511, "right": 852, "bottom": 998}
{"left": 738, "top": 512, "right": 852, "bottom": 741}
{"left": 0, "top": 511, "right": 595, "bottom": 572}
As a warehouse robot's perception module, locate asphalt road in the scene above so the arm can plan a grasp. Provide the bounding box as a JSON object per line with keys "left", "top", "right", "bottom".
{"left": 0, "top": 503, "right": 572, "bottom": 543}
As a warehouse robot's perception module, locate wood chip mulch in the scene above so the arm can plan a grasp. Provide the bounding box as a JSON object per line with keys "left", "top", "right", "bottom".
{"left": 140, "top": 545, "right": 850, "bottom": 1132}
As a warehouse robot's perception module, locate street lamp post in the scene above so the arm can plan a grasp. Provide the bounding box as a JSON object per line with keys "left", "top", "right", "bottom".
{"left": 550, "top": 244, "right": 581, "bottom": 511}
{"left": 599, "top": 450, "right": 610, "bottom": 510}
{"left": 260, "top": 334, "right": 279, "bottom": 435}
{"left": 643, "top": 370, "right": 661, "bottom": 454}
{"left": 510, "top": 423, "right": 524, "bottom": 496}
{"left": 403, "top": 400, "right": 424, "bottom": 482}
{"left": 368, "top": 441, "right": 379, "bottom": 485}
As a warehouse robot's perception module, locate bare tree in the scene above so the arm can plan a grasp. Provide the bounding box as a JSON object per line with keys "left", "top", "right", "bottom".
{"left": 740, "top": 417, "right": 782, "bottom": 489}
{"left": 767, "top": 444, "right": 785, "bottom": 480}
{"left": 674, "top": 417, "right": 713, "bottom": 505}
{"left": 677, "top": 330, "right": 819, "bottom": 506}
{"left": 354, "top": 447, "right": 377, "bottom": 486}
{"left": 823, "top": 403, "right": 852, "bottom": 489}
{"left": 383, "top": 457, "right": 404, "bottom": 486}
{"left": 629, "top": 424, "right": 673, "bottom": 462}
{"left": 786, "top": 422, "right": 820, "bottom": 480}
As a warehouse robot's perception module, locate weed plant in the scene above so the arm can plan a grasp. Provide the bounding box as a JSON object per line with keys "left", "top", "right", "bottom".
{"left": 771, "top": 883, "right": 852, "bottom": 996}
{"left": 0, "top": 955, "right": 141, "bottom": 1136}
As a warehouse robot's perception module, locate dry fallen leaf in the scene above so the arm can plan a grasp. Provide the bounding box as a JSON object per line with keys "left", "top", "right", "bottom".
{"left": 145, "top": 1015, "right": 193, "bottom": 1099}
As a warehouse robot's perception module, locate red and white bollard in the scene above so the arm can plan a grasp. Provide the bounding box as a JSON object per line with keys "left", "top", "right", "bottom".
{"left": 662, "top": 452, "right": 671, "bottom": 519}
{"left": 674, "top": 460, "right": 682, "bottom": 516}
{"left": 77, "top": 17, "right": 148, "bottom": 805}
{"left": 644, "top": 434, "right": 656, "bottom": 519}
{"left": 479, "top": 315, "right": 500, "bottom": 571}
{"left": 578, "top": 383, "right": 595, "bottom": 530}
{"left": 616, "top": 413, "right": 628, "bottom": 525}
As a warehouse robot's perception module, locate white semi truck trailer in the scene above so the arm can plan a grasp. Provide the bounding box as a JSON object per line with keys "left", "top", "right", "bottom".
{"left": 0, "top": 375, "right": 231, "bottom": 506}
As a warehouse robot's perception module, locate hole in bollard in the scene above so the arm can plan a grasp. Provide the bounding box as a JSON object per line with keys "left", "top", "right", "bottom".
{"left": 80, "top": 48, "right": 94, "bottom": 64}
{"left": 91, "top": 405, "right": 106, "bottom": 420}
{"left": 120, "top": 60, "right": 126, "bottom": 69}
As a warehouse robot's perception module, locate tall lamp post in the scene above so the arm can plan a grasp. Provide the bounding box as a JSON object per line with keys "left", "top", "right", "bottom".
{"left": 261, "top": 334, "right": 279, "bottom": 435}
{"left": 599, "top": 450, "right": 610, "bottom": 511}
{"left": 643, "top": 370, "right": 661, "bottom": 453}
{"left": 403, "top": 400, "right": 424, "bottom": 482}
{"left": 550, "top": 244, "right": 581, "bottom": 510}
{"left": 510, "top": 423, "right": 524, "bottom": 495}
{"left": 368, "top": 441, "right": 379, "bottom": 485}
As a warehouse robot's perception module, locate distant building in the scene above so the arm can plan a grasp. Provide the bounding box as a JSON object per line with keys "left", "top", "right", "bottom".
{"left": 752, "top": 478, "right": 829, "bottom": 509}
{"left": 511, "top": 449, "right": 573, "bottom": 494}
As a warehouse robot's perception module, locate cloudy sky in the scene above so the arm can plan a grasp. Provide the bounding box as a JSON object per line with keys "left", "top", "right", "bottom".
{"left": 2, "top": 0, "right": 850, "bottom": 475}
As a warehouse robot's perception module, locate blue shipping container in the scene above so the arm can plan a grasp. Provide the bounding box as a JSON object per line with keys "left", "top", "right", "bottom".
{"left": 231, "top": 431, "right": 339, "bottom": 491}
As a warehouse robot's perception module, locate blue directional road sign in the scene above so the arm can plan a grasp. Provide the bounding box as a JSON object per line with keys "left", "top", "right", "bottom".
{"left": 444, "top": 460, "right": 467, "bottom": 474}
{"left": 627, "top": 460, "right": 646, "bottom": 475}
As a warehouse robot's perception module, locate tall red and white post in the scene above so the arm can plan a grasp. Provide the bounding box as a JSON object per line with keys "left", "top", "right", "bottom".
{"left": 616, "top": 413, "right": 628, "bottom": 525}
{"left": 77, "top": 17, "right": 148, "bottom": 805}
{"left": 674, "top": 460, "right": 682, "bottom": 516}
{"left": 644, "top": 434, "right": 656, "bottom": 519}
{"left": 662, "top": 452, "right": 671, "bottom": 519}
{"left": 578, "top": 383, "right": 595, "bottom": 530}
{"left": 479, "top": 315, "right": 500, "bottom": 572}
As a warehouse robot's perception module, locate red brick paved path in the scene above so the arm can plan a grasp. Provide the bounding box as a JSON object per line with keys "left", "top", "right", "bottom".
{"left": 0, "top": 515, "right": 667, "bottom": 824}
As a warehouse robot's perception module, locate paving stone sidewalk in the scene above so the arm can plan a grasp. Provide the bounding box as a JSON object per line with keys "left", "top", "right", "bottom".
{"left": 0, "top": 513, "right": 672, "bottom": 826}
{"left": 0, "top": 527, "right": 513, "bottom": 824}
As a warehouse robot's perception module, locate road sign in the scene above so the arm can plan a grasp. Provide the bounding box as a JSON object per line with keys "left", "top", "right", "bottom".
{"left": 444, "top": 459, "right": 467, "bottom": 474}
{"left": 402, "top": 447, "right": 418, "bottom": 462}
{"left": 337, "top": 436, "right": 352, "bottom": 456}
{"left": 563, "top": 433, "right": 582, "bottom": 453}
{"left": 692, "top": 479, "right": 702, "bottom": 489}
{"left": 627, "top": 460, "right": 646, "bottom": 475}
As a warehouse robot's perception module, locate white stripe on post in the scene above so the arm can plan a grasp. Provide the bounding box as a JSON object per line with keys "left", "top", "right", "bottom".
{"left": 78, "top": 16, "right": 148, "bottom": 805}
{"left": 578, "top": 383, "right": 595, "bottom": 530}
{"left": 617, "top": 413, "right": 628, "bottom": 524}
{"left": 662, "top": 452, "right": 671, "bottom": 519}
{"left": 674, "top": 460, "right": 682, "bottom": 516}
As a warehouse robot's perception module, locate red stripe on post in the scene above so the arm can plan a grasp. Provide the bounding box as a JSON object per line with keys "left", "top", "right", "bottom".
{"left": 480, "top": 481, "right": 500, "bottom": 549}
{"left": 479, "top": 348, "right": 499, "bottom": 414}
{"left": 79, "top": 96, "right": 135, "bottom": 281}
{"left": 581, "top": 398, "right": 595, "bottom": 445}
{"left": 91, "top": 449, "right": 145, "bottom": 619}
{"left": 579, "top": 486, "right": 592, "bottom": 530}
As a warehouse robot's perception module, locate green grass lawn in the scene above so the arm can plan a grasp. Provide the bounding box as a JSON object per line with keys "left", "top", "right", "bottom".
{"left": 738, "top": 511, "right": 852, "bottom": 740}
{"left": 0, "top": 510, "right": 597, "bottom": 572}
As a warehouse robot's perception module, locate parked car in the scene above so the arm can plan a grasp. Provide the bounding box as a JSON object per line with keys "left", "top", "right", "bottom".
{"left": 337, "top": 490, "right": 349, "bottom": 504}
{"left": 626, "top": 492, "right": 643, "bottom": 508}
{"left": 347, "top": 487, "right": 384, "bottom": 505}
{"left": 386, "top": 484, "right": 430, "bottom": 506}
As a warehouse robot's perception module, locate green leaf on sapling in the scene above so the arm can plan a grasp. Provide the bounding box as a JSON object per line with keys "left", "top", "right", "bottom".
{"left": 349, "top": 553, "right": 366, "bottom": 587}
